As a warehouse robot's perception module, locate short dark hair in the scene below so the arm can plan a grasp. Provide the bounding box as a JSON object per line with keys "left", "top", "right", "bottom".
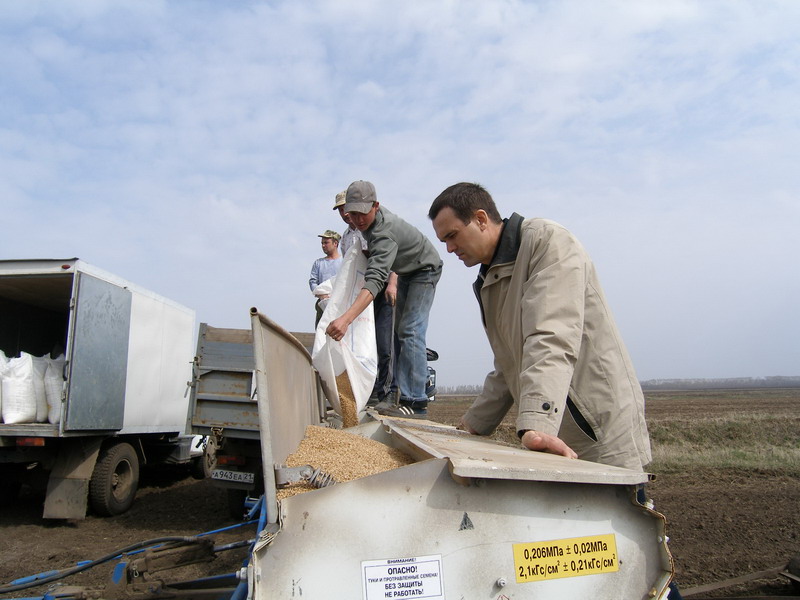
{"left": 428, "top": 182, "right": 502, "bottom": 225}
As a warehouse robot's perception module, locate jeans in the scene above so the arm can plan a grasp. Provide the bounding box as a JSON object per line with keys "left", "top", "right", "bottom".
{"left": 393, "top": 262, "right": 441, "bottom": 403}
{"left": 372, "top": 284, "right": 395, "bottom": 400}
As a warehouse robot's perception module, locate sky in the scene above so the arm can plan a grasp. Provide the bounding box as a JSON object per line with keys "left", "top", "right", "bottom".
{"left": 1, "top": 0, "right": 798, "bottom": 386}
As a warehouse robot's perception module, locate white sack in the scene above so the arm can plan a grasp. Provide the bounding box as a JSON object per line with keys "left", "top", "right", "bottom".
{"left": 313, "top": 277, "right": 335, "bottom": 313}
{"left": 45, "top": 354, "right": 66, "bottom": 425}
{"left": 0, "top": 349, "right": 7, "bottom": 421}
{"left": 312, "top": 244, "right": 377, "bottom": 418}
{"left": 313, "top": 277, "right": 334, "bottom": 297}
{"left": 32, "top": 355, "right": 48, "bottom": 422}
{"left": 2, "top": 352, "right": 37, "bottom": 424}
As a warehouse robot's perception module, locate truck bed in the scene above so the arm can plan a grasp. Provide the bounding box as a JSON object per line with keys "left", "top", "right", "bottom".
{"left": 188, "top": 324, "right": 316, "bottom": 440}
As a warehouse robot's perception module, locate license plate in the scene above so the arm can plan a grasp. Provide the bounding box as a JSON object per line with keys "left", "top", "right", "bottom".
{"left": 211, "top": 469, "right": 255, "bottom": 484}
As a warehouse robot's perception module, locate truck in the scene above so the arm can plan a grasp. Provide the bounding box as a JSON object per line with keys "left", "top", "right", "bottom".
{"left": 187, "top": 320, "right": 321, "bottom": 517}
{"left": 0, "top": 258, "right": 200, "bottom": 519}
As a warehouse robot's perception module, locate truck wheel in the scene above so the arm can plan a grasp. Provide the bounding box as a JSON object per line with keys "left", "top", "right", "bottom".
{"left": 89, "top": 442, "right": 140, "bottom": 516}
{"left": 190, "top": 456, "right": 206, "bottom": 480}
{"left": 202, "top": 436, "right": 219, "bottom": 479}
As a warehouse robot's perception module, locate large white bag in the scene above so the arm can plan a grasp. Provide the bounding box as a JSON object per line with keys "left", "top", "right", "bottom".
{"left": 32, "top": 355, "right": 49, "bottom": 423}
{"left": 2, "top": 352, "right": 37, "bottom": 424}
{"left": 45, "top": 354, "right": 66, "bottom": 425}
{"left": 0, "top": 349, "right": 7, "bottom": 420}
{"left": 312, "top": 244, "right": 377, "bottom": 424}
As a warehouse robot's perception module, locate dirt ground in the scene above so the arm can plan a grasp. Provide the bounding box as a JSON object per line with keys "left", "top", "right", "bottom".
{"left": 1, "top": 390, "right": 798, "bottom": 598}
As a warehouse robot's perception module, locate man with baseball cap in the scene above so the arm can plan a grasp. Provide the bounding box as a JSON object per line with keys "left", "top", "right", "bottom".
{"left": 333, "top": 189, "right": 396, "bottom": 406}
{"left": 326, "top": 180, "right": 442, "bottom": 417}
{"left": 309, "top": 229, "right": 342, "bottom": 327}
{"left": 333, "top": 190, "right": 368, "bottom": 258}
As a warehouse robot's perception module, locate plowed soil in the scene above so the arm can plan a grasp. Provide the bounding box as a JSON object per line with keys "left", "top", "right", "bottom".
{"left": 1, "top": 389, "right": 798, "bottom": 598}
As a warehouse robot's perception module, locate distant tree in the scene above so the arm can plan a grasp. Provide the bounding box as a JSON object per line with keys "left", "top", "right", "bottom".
{"left": 640, "top": 376, "right": 800, "bottom": 390}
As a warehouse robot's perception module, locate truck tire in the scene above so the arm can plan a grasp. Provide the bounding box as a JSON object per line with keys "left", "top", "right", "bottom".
{"left": 190, "top": 455, "right": 207, "bottom": 480}
{"left": 202, "top": 436, "right": 219, "bottom": 479}
{"left": 89, "top": 442, "right": 140, "bottom": 516}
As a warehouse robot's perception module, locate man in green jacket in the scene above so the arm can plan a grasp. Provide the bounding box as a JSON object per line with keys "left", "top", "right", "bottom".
{"left": 327, "top": 180, "right": 442, "bottom": 417}
{"left": 428, "top": 182, "right": 651, "bottom": 471}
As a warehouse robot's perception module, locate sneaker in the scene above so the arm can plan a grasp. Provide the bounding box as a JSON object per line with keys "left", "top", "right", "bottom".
{"left": 377, "top": 403, "right": 428, "bottom": 419}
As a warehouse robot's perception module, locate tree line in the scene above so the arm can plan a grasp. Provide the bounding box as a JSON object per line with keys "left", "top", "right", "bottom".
{"left": 437, "top": 375, "right": 800, "bottom": 395}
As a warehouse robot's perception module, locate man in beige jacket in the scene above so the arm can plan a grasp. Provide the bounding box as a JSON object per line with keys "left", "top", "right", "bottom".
{"left": 428, "top": 182, "right": 651, "bottom": 471}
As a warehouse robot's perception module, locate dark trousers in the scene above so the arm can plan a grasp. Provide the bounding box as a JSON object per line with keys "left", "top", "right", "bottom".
{"left": 372, "top": 286, "right": 394, "bottom": 400}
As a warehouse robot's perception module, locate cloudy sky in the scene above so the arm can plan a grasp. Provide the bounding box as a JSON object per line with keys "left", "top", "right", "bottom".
{"left": 2, "top": 1, "right": 798, "bottom": 386}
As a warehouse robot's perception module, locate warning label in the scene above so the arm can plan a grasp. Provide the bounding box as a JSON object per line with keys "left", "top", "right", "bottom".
{"left": 362, "top": 554, "right": 444, "bottom": 600}
{"left": 513, "top": 534, "right": 619, "bottom": 583}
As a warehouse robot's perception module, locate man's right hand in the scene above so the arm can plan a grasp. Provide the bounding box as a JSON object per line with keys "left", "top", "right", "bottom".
{"left": 520, "top": 430, "right": 578, "bottom": 459}
{"left": 326, "top": 317, "right": 350, "bottom": 341}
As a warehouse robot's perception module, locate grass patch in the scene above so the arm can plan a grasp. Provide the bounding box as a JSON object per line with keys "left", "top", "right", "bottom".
{"left": 647, "top": 413, "right": 800, "bottom": 474}
{"left": 432, "top": 394, "right": 800, "bottom": 475}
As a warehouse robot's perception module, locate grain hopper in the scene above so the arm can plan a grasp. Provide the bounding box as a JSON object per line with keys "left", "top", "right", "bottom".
{"left": 248, "top": 309, "right": 676, "bottom": 599}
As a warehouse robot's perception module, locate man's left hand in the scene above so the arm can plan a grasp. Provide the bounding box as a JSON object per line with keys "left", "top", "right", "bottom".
{"left": 386, "top": 274, "right": 398, "bottom": 306}
{"left": 520, "top": 430, "right": 578, "bottom": 459}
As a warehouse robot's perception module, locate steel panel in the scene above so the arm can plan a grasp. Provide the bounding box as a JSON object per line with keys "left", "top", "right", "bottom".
{"left": 381, "top": 419, "right": 651, "bottom": 486}
{"left": 252, "top": 458, "right": 672, "bottom": 599}
{"left": 64, "top": 273, "right": 131, "bottom": 431}
{"left": 188, "top": 323, "right": 259, "bottom": 436}
{"left": 250, "top": 309, "right": 324, "bottom": 524}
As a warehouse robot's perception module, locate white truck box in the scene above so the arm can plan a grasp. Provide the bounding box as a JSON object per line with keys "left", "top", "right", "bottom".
{"left": 0, "top": 258, "right": 197, "bottom": 518}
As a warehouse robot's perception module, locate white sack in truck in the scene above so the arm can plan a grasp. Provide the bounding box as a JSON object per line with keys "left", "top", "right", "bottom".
{"left": 0, "top": 349, "right": 7, "bottom": 419}
{"left": 45, "top": 354, "right": 66, "bottom": 424}
{"left": 32, "top": 355, "right": 48, "bottom": 422}
{"left": 1, "top": 352, "right": 37, "bottom": 424}
{"left": 312, "top": 244, "right": 377, "bottom": 419}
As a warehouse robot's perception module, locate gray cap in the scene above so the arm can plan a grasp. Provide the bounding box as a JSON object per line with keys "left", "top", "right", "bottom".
{"left": 344, "top": 180, "right": 377, "bottom": 214}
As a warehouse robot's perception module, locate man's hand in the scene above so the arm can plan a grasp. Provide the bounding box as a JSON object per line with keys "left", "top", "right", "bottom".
{"left": 326, "top": 288, "right": 375, "bottom": 341}
{"left": 385, "top": 272, "right": 398, "bottom": 306}
{"left": 384, "top": 286, "right": 397, "bottom": 306}
{"left": 326, "top": 316, "right": 350, "bottom": 341}
{"left": 520, "top": 430, "right": 578, "bottom": 459}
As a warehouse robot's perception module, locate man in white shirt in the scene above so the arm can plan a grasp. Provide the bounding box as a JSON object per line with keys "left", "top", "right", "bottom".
{"left": 309, "top": 229, "right": 342, "bottom": 326}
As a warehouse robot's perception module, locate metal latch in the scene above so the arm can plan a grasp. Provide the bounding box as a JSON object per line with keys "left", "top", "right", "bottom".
{"left": 274, "top": 465, "right": 336, "bottom": 488}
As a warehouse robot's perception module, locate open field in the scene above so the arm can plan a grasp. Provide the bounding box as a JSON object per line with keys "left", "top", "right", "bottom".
{"left": 1, "top": 388, "right": 798, "bottom": 598}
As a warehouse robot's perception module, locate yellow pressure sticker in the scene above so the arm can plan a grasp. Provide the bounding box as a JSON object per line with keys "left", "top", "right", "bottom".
{"left": 513, "top": 534, "right": 619, "bottom": 583}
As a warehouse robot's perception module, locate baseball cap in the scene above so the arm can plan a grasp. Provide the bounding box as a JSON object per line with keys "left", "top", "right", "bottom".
{"left": 344, "top": 180, "right": 377, "bottom": 214}
{"left": 333, "top": 190, "right": 346, "bottom": 210}
{"left": 318, "top": 230, "right": 341, "bottom": 242}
